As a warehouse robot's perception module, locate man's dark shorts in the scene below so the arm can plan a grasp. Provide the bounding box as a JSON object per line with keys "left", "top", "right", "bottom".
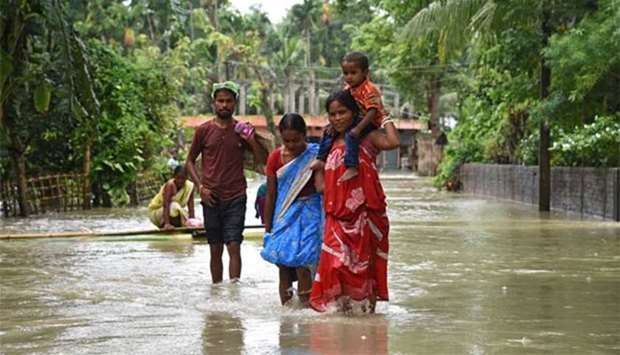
{"left": 202, "top": 194, "right": 246, "bottom": 245}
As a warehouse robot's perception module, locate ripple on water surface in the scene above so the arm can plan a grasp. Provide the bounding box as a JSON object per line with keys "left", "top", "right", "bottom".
{"left": 1, "top": 177, "right": 619, "bottom": 354}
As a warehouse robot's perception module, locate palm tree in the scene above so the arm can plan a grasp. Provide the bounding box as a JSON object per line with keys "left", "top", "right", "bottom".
{"left": 401, "top": 1, "right": 510, "bottom": 145}
{"left": 403, "top": 0, "right": 501, "bottom": 61}
{"left": 271, "top": 34, "right": 304, "bottom": 114}
{"left": 402, "top": 0, "right": 585, "bottom": 210}
{"left": 289, "top": 0, "right": 322, "bottom": 114}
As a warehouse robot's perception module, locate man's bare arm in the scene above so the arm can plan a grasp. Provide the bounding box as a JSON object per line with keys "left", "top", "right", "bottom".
{"left": 264, "top": 176, "right": 277, "bottom": 232}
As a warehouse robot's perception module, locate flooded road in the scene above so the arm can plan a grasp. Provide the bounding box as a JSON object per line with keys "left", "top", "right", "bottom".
{"left": 1, "top": 177, "right": 619, "bottom": 354}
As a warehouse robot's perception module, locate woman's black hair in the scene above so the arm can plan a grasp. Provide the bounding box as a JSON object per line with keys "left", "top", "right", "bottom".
{"left": 278, "top": 113, "right": 307, "bottom": 135}
{"left": 325, "top": 90, "right": 360, "bottom": 119}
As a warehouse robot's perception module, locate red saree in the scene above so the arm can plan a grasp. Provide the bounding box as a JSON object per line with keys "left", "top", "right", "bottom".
{"left": 309, "top": 139, "right": 389, "bottom": 312}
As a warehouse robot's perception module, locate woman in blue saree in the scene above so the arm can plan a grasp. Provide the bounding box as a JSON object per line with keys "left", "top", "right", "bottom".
{"left": 262, "top": 113, "right": 324, "bottom": 307}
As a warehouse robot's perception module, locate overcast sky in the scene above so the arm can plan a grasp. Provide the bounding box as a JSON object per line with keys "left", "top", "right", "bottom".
{"left": 229, "top": 0, "right": 304, "bottom": 24}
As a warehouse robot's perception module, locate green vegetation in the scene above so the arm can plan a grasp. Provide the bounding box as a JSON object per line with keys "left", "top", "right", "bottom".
{"left": 1, "top": 0, "right": 366, "bottom": 214}
{"left": 1, "top": 0, "right": 619, "bottom": 215}
{"left": 345, "top": 0, "right": 619, "bottom": 187}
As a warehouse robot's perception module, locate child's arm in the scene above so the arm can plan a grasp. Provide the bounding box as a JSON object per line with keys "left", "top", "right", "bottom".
{"left": 313, "top": 169, "right": 325, "bottom": 193}
{"left": 350, "top": 108, "right": 378, "bottom": 138}
{"left": 263, "top": 175, "right": 277, "bottom": 233}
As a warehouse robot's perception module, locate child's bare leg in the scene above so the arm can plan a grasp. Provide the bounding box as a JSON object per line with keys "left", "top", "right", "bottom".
{"left": 314, "top": 169, "right": 325, "bottom": 193}
{"left": 338, "top": 167, "right": 358, "bottom": 182}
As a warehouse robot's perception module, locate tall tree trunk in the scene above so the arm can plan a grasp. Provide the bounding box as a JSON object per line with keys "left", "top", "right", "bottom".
{"left": 10, "top": 148, "right": 28, "bottom": 217}
{"left": 304, "top": 28, "right": 311, "bottom": 67}
{"left": 205, "top": 0, "right": 224, "bottom": 82}
{"left": 288, "top": 82, "right": 296, "bottom": 113}
{"left": 82, "top": 142, "right": 92, "bottom": 210}
{"left": 298, "top": 86, "right": 305, "bottom": 115}
{"left": 283, "top": 91, "right": 290, "bottom": 113}
{"left": 261, "top": 87, "right": 280, "bottom": 145}
{"left": 206, "top": 0, "right": 219, "bottom": 29}
{"left": 147, "top": 14, "right": 156, "bottom": 41}
{"left": 1, "top": 2, "right": 28, "bottom": 216}
{"left": 239, "top": 84, "right": 246, "bottom": 115}
{"left": 539, "top": 4, "right": 552, "bottom": 212}
{"left": 269, "top": 92, "right": 276, "bottom": 114}
{"left": 427, "top": 75, "right": 442, "bottom": 176}
{"left": 428, "top": 75, "right": 441, "bottom": 140}
{"left": 309, "top": 69, "right": 317, "bottom": 115}
{"left": 188, "top": 1, "right": 194, "bottom": 41}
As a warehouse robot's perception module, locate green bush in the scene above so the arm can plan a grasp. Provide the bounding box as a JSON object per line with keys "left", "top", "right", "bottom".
{"left": 88, "top": 40, "right": 178, "bottom": 206}
{"left": 550, "top": 115, "right": 620, "bottom": 167}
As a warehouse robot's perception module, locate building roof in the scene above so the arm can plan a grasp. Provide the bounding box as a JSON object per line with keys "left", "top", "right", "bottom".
{"left": 180, "top": 115, "right": 427, "bottom": 131}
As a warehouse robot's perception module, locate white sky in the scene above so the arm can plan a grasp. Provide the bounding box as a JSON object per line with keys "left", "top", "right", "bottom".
{"left": 229, "top": 0, "right": 304, "bottom": 24}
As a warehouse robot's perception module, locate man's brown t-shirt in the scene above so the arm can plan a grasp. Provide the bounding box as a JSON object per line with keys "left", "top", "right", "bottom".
{"left": 188, "top": 119, "right": 247, "bottom": 201}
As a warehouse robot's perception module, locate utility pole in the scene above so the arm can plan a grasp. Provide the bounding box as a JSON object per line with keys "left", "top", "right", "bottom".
{"left": 539, "top": 2, "right": 552, "bottom": 211}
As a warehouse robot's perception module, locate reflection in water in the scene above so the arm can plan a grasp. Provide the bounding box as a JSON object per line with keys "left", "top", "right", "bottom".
{"left": 203, "top": 312, "right": 244, "bottom": 354}
{"left": 279, "top": 312, "right": 389, "bottom": 355}
{"left": 0, "top": 242, "right": 69, "bottom": 355}
{"left": 304, "top": 316, "right": 389, "bottom": 355}
{"left": 147, "top": 239, "right": 195, "bottom": 255}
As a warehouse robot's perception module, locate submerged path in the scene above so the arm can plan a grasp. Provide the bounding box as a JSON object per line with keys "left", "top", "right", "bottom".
{"left": 1, "top": 177, "right": 619, "bottom": 354}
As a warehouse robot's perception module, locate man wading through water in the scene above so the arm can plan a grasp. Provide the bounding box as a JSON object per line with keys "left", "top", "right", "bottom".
{"left": 186, "top": 81, "right": 267, "bottom": 283}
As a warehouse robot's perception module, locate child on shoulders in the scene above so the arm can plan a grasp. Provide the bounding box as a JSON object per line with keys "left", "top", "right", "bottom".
{"left": 311, "top": 51, "right": 389, "bottom": 182}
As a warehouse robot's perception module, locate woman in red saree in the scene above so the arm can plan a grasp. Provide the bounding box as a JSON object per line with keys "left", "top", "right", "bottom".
{"left": 310, "top": 90, "right": 400, "bottom": 313}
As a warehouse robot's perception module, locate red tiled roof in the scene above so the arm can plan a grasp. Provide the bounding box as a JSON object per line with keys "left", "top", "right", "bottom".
{"left": 180, "top": 115, "right": 426, "bottom": 130}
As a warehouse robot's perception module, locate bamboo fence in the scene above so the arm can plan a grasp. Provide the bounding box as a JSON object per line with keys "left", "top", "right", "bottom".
{"left": 1, "top": 172, "right": 164, "bottom": 217}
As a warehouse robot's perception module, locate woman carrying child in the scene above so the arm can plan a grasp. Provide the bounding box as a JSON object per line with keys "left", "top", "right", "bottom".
{"left": 261, "top": 113, "right": 324, "bottom": 307}
{"left": 309, "top": 90, "right": 400, "bottom": 313}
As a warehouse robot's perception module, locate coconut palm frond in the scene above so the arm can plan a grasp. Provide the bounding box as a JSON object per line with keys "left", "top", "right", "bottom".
{"left": 470, "top": 0, "right": 498, "bottom": 34}
{"left": 402, "top": 1, "right": 445, "bottom": 39}
{"left": 401, "top": 0, "right": 493, "bottom": 62}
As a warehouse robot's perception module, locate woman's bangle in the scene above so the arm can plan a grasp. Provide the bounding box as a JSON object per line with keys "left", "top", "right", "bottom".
{"left": 381, "top": 117, "right": 394, "bottom": 128}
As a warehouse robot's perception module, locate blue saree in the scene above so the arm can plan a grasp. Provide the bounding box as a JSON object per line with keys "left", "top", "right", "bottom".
{"left": 261, "top": 143, "right": 323, "bottom": 268}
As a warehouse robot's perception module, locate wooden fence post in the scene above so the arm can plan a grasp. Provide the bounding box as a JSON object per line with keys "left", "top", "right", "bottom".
{"left": 615, "top": 168, "right": 620, "bottom": 222}
{"left": 0, "top": 182, "right": 7, "bottom": 217}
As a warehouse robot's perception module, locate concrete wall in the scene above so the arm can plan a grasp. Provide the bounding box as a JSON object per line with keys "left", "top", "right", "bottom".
{"left": 459, "top": 164, "right": 619, "bottom": 221}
